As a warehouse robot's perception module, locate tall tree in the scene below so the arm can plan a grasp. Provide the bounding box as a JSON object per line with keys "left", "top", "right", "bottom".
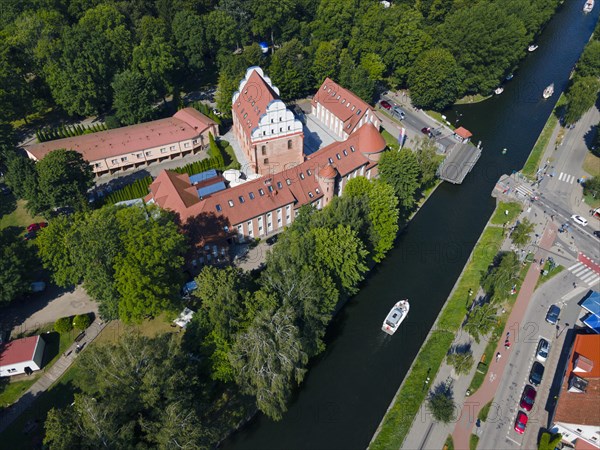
{"left": 378, "top": 148, "right": 421, "bottom": 211}
{"left": 510, "top": 218, "right": 534, "bottom": 248}
{"left": 112, "top": 69, "right": 157, "bottom": 125}
{"left": 269, "top": 38, "right": 311, "bottom": 100}
{"left": 248, "top": 0, "right": 293, "bottom": 48}
{"left": 172, "top": 11, "right": 207, "bottom": 72}
{"left": 577, "top": 41, "right": 600, "bottom": 78}
{"left": 0, "top": 229, "right": 37, "bottom": 304}
{"left": 312, "top": 0, "right": 358, "bottom": 44}
{"left": 312, "top": 40, "right": 341, "bottom": 86}
{"left": 482, "top": 251, "right": 521, "bottom": 303}
{"left": 564, "top": 76, "right": 600, "bottom": 125}
{"left": 3, "top": 153, "right": 38, "bottom": 203}
{"left": 464, "top": 303, "right": 497, "bottom": 343}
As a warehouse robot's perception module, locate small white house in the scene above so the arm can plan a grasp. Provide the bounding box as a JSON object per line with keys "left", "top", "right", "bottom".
{"left": 0, "top": 335, "right": 46, "bottom": 377}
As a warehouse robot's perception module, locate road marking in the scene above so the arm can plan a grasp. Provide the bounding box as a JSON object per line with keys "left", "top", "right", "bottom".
{"left": 506, "top": 435, "right": 521, "bottom": 446}
{"left": 558, "top": 172, "right": 575, "bottom": 184}
{"left": 568, "top": 262, "right": 600, "bottom": 287}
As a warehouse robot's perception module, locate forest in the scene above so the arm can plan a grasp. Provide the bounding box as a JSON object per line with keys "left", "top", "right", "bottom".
{"left": 0, "top": 0, "right": 563, "bottom": 132}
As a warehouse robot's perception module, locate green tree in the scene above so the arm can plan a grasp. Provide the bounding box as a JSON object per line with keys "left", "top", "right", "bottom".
{"left": 464, "top": 303, "right": 497, "bottom": 343}
{"left": 35, "top": 149, "right": 94, "bottom": 214}
{"left": 3, "top": 153, "right": 38, "bottom": 203}
{"left": 230, "top": 306, "right": 308, "bottom": 420}
{"left": 312, "top": 0, "right": 358, "bottom": 43}
{"left": 564, "top": 76, "right": 600, "bottom": 125}
{"left": 427, "top": 389, "right": 455, "bottom": 423}
{"left": 0, "top": 229, "right": 36, "bottom": 304}
{"left": 446, "top": 348, "right": 474, "bottom": 375}
{"left": 482, "top": 251, "right": 521, "bottom": 303}
{"left": 338, "top": 49, "right": 375, "bottom": 102}
{"left": 577, "top": 41, "right": 600, "bottom": 78}
{"left": 360, "top": 52, "right": 386, "bottom": 82}
{"left": 114, "top": 206, "right": 186, "bottom": 323}
{"left": 205, "top": 10, "right": 241, "bottom": 51}
{"left": 539, "top": 432, "right": 563, "bottom": 450}
{"left": 36, "top": 215, "right": 81, "bottom": 287}
{"left": 54, "top": 317, "right": 73, "bottom": 334}
{"left": 510, "top": 218, "right": 534, "bottom": 248}
{"left": 312, "top": 40, "right": 341, "bottom": 86}
{"left": 73, "top": 314, "right": 91, "bottom": 330}
{"left": 269, "top": 39, "right": 311, "bottom": 100}
{"left": 409, "top": 48, "right": 462, "bottom": 110}
{"left": 583, "top": 176, "right": 600, "bottom": 199}
{"left": 249, "top": 0, "right": 293, "bottom": 48}
{"left": 378, "top": 148, "right": 421, "bottom": 211}
{"left": 415, "top": 138, "right": 440, "bottom": 187}
{"left": 112, "top": 69, "right": 157, "bottom": 125}
{"left": 0, "top": 37, "right": 35, "bottom": 123}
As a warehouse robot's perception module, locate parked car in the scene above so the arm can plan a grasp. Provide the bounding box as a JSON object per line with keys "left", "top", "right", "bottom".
{"left": 27, "top": 223, "right": 41, "bottom": 232}
{"left": 30, "top": 281, "right": 46, "bottom": 293}
{"left": 545, "top": 304, "right": 561, "bottom": 325}
{"left": 392, "top": 106, "right": 405, "bottom": 119}
{"left": 0, "top": 185, "right": 10, "bottom": 195}
{"left": 536, "top": 338, "right": 550, "bottom": 362}
{"left": 266, "top": 234, "right": 279, "bottom": 245}
{"left": 39, "top": 221, "right": 48, "bottom": 228}
{"left": 571, "top": 214, "right": 588, "bottom": 227}
{"left": 23, "top": 231, "right": 36, "bottom": 241}
{"left": 514, "top": 411, "right": 528, "bottom": 434}
{"left": 421, "top": 127, "right": 431, "bottom": 135}
{"left": 529, "top": 361, "right": 545, "bottom": 386}
{"left": 593, "top": 230, "right": 600, "bottom": 239}
{"left": 380, "top": 100, "right": 392, "bottom": 110}
{"left": 519, "top": 385, "right": 537, "bottom": 411}
{"left": 182, "top": 280, "right": 198, "bottom": 296}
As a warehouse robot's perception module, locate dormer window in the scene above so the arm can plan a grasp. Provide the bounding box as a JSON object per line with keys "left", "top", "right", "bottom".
{"left": 216, "top": 204, "right": 222, "bottom": 212}
{"left": 268, "top": 185, "right": 274, "bottom": 192}
{"left": 238, "top": 195, "right": 245, "bottom": 203}
{"left": 356, "top": 109, "right": 361, "bottom": 115}
{"left": 351, "top": 106, "right": 355, "bottom": 111}
{"left": 343, "top": 150, "right": 348, "bottom": 156}
{"left": 286, "top": 178, "right": 291, "bottom": 185}
{"left": 249, "top": 192, "right": 255, "bottom": 200}
{"left": 277, "top": 181, "right": 283, "bottom": 189}
{"left": 323, "top": 84, "right": 327, "bottom": 90}
{"left": 228, "top": 200, "right": 234, "bottom": 207}
{"left": 308, "top": 192, "right": 314, "bottom": 198}
{"left": 350, "top": 146, "right": 355, "bottom": 152}
{"left": 336, "top": 95, "right": 340, "bottom": 100}
{"left": 299, "top": 173, "right": 305, "bottom": 180}
{"left": 328, "top": 158, "right": 333, "bottom": 164}
{"left": 336, "top": 153, "right": 341, "bottom": 160}
{"left": 258, "top": 188, "right": 265, "bottom": 196}
{"left": 315, "top": 188, "right": 321, "bottom": 194}
{"left": 243, "top": 113, "right": 248, "bottom": 119}
{"left": 307, "top": 169, "right": 312, "bottom": 176}
{"left": 341, "top": 99, "right": 345, "bottom": 104}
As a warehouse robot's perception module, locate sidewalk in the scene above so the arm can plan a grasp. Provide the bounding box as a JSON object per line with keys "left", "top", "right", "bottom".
{"left": 452, "top": 222, "right": 557, "bottom": 449}
{"left": 0, "top": 319, "right": 106, "bottom": 434}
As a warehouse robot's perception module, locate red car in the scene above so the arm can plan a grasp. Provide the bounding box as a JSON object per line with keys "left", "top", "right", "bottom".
{"left": 519, "top": 385, "right": 536, "bottom": 412}
{"left": 380, "top": 100, "right": 392, "bottom": 110}
{"left": 27, "top": 223, "right": 41, "bottom": 232}
{"left": 514, "top": 411, "right": 528, "bottom": 434}
{"left": 421, "top": 127, "right": 432, "bottom": 134}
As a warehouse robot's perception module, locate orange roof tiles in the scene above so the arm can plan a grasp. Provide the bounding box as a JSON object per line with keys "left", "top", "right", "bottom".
{"left": 312, "top": 78, "right": 374, "bottom": 135}
{"left": 25, "top": 108, "right": 216, "bottom": 162}
{"left": 554, "top": 334, "right": 600, "bottom": 427}
{"left": 454, "top": 127, "right": 473, "bottom": 139}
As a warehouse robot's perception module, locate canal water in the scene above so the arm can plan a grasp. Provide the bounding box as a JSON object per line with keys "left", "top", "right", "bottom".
{"left": 225, "top": 3, "right": 599, "bottom": 449}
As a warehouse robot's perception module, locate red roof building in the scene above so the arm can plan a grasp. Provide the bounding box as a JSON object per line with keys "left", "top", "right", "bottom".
{"left": 453, "top": 126, "right": 473, "bottom": 142}
{"left": 311, "top": 78, "right": 380, "bottom": 140}
{"left": 0, "top": 335, "right": 46, "bottom": 377}
{"left": 552, "top": 333, "right": 600, "bottom": 449}
{"left": 231, "top": 67, "right": 304, "bottom": 175}
{"left": 24, "top": 108, "right": 218, "bottom": 177}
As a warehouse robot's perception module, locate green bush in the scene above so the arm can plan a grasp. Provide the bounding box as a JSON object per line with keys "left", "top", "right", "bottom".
{"left": 54, "top": 317, "right": 73, "bottom": 334}
{"left": 103, "top": 176, "right": 153, "bottom": 205}
{"left": 72, "top": 314, "right": 91, "bottom": 330}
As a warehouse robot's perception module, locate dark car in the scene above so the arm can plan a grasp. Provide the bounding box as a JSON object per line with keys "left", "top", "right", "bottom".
{"left": 266, "top": 234, "right": 278, "bottom": 245}
{"left": 545, "top": 304, "right": 560, "bottom": 325}
{"left": 519, "top": 385, "right": 537, "bottom": 412}
{"left": 594, "top": 230, "right": 600, "bottom": 239}
{"left": 380, "top": 100, "right": 392, "bottom": 110}
{"left": 514, "top": 411, "right": 528, "bottom": 434}
{"left": 529, "top": 361, "right": 545, "bottom": 386}
{"left": 23, "top": 231, "right": 37, "bottom": 241}
{"left": 421, "top": 127, "right": 431, "bottom": 135}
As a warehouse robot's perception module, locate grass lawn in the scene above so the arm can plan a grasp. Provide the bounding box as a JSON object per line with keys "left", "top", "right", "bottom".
{"left": 583, "top": 152, "right": 600, "bottom": 177}
{"left": 425, "top": 110, "right": 454, "bottom": 129}
{"left": 454, "top": 94, "right": 491, "bottom": 105}
{"left": 0, "top": 199, "right": 45, "bottom": 231}
{"left": 470, "top": 433, "right": 480, "bottom": 450}
{"left": 536, "top": 264, "right": 565, "bottom": 289}
{"left": 478, "top": 401, "right": 493, "bottom": 422}
{"left": 444, "top": 434, "right": 455, "bottom": 450}
{"left": 0, "top": 377, "right": 40, "bottom": 408}
{"left": 369, "top": 330, "right": 455, "bottom": 450}
{"left": 94, "top": 314, "right": 177, "bottom": 345}
{"left": 490, "top": 202, "right": 522, "bottom": 225}
{"left": 381, "top": 129, "right": 400, "bottom": 150}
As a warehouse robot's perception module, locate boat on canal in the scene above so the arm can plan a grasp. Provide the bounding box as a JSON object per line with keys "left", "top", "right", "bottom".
{"left": 506, "top": 73, "right": 514, "bottom": 81}
{"left": 382, "top": 300, "right": 410, "bottom": 335}
{"left": 584, "top": 0, "right": 594, "bottom": 13}
{"left": 543, "top": 83, "right": 554, "bottom": 99}
{"left": 528, "top": 44, "right": 539, "bottom": 52}
{"left": 494, "top": 87, "right": 504, "bottom": 95}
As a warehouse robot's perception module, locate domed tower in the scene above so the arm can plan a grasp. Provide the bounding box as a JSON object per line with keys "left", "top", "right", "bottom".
{"left": 317, "top": 164, "right": 338, "bottom": 207}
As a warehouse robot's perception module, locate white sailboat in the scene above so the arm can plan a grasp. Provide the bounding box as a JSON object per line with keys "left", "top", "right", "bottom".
{"left": 543, "top": 83, "right": 554, "bottom": 99}
{"left": 584, "top": 0, "right": 594, "bottom": 13}
{"left": 494, "top": 87, "right": 504, "bottom": 95}
{"left": 528, "top": 44, "right": 539, "bottom": 52}
{"left": 382, "top": 300, "right": 410, "bottom": 335}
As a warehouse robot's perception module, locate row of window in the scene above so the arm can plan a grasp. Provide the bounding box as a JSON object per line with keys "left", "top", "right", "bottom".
{"left": 99, "top": 140, "right": 200, "bottom": 167}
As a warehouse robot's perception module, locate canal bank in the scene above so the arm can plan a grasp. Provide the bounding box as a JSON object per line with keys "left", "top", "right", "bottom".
{"left": 224, "top": 3, "right": 599, "bottom": 449}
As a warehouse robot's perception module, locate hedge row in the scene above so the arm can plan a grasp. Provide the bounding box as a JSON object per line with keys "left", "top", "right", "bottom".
{"left": 103, "top": 176, "right": 153, "bottom": 204}
{"left": 188, "top": 101, "right": 222, "bottom": 126}
{"left": 36, "top": 122, "right": 109, "bottom": 143}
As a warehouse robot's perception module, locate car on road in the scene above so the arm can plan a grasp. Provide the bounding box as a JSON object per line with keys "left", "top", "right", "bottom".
{"left": 391, "top": 106, "right": 405, "bottom": 119}
{"left": 529, "top": 361, "right": 545, "bottom": 386}
{"left": 514, "top": 411, "right": 528, "bottom": 434}
{"left": 545, "top": 304, "right": 561, "bottom": 325}
{"left": 380, "top": 100, "right": 392, "bottom": 110}
{"left": 519, "top": 385, "right": 537, "bottom": 411}
{"left": 421, "top": 127, "right": 431, "bottom": 134}
{"left": 536, "top": 338, "right": 550, "bottom": 362}
{"left": 571, "top": 214, "right": 588, "bottom": 227}
{"left": 593, "top": 230, "right": 600, "bottom": 239}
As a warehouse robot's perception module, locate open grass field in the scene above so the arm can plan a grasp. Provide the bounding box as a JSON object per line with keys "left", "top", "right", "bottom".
{"left": 0, "top": 199, "right": 45, "bottom": 231}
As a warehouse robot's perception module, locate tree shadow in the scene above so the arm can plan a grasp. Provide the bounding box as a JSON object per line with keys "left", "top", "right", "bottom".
{"left": 449, "top": 342, "right": 472, "bottom": 355}
{"left": 0, "top": 188, "right": 17, "bottom": 219}
{"left": 181, "top": 212, "right": 233, "bottom": 270}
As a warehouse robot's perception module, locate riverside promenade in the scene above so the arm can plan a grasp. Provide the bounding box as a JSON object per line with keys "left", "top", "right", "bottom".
{"left": 451, "top": 222, "right": 557, "bottom": 449}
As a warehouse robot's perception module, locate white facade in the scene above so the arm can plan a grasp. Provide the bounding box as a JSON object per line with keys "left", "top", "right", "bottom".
{"left": 0, "top": 337, "right": 45, "bottom": 377}
{"left": 553, "top": 423, "right": 600, "bottom": 448}
{"left": 252, "top": 100, "right": 303, "bottom": 141}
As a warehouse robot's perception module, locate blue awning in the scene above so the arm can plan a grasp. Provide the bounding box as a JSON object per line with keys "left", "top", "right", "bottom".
{"left": 581, "top": 291, "right": 600, "bottom": 316}
{"left": 197, "top": 181, "right": 226, "bottom": 198}
{"left": 582, "top": 313, "right": 600, "bottom": 334}
{"left": 189, "top": 169, "right": 218, "bottom": 185}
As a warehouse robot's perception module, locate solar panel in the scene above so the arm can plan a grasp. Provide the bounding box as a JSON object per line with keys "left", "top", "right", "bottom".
{"left": 197, "top": 181, "right": 226, "bottom": 198}
{"left": 189, "top": 169, "right": 218, "bottom": 185}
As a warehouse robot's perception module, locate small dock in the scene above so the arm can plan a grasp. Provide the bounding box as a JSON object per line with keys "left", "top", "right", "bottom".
{"left": 437, "top": 142, "right": 482, "bottom": 184}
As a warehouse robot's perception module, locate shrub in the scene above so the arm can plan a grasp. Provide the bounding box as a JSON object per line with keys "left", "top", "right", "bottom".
{"left": 73, "top": 314, "right": 91, "bottom": 330}
{"left": 427, "top": 389, "right": 455, "bottom": 423}
{"left": 105, "top": 115, "right": 121, "bottom": 129}
{"left": 54, "top": 317, "right": 73, "bottom": 334}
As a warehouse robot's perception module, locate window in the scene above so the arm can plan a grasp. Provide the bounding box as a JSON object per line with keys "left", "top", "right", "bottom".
{"left": 111, "top": 159, "right": 118, "bottom": 164}
{"left": 238, "top": 195, "right": 245, "bottom": 203}
{"left": 137, "top": 153, "right": 143, "bottom": 159}
{"left": 121, "top": 157, "right": 128, "bottom": 162}
{"left": 336, "top": 153, "right": 341, "bottom": 160}
{"left": 216, "top": 204, "right": 222, "bottom": 212}
{"left": 287, "top": 140, "right": 292, "bottom": 149}
{"left": 286, "top": 178, "right": 291, "bottom": 185}
{"left": 286, "top": 205, "right": 291, "bottom": 211}
{"left": 258, "top": 188, "right": 265, "bottom": 196}
{"left": 145, "top": 151, "right": 152, "bottom": 156}
{"left": 308, "top": 192, "right": 314, "bottom": 198}
{"left": 228, "top": 200, "right": 234, "bottom": 207}
{"left": 341, "top": 99, "right": 345, "bottom": 104}
{"left": 94, "top": 163, "right": 101, "bottom": 168}
{"left": 278, "top": 218, "right": 282, "bottom": 223}
{"left": 279, "top": 117, "right": 282, "bottom": 122}
{"left": 343, "top": 150, "right": 348, "bottom": 156}
{"left": 307, "top": 169, "right": 312, "bottom": 176}
{"left": 351, "top": 106, "right": 355, "bottom": 111}
{"left": 169, "top": 145, "right": 176, "bottom": 150}
{"left": 356, "top": 109, "right": 361, "bottom": 115}
{"left": 268, "top": 185, "right": 274, "bottom": 192}
{"left": 280, "top": 128, "right": 282, "bottom": 132}
{"left": 259, "top": 226, "right": 263, "bottom": 231}
{"left": 350, "top": 146, "right": 355, "bottom": 152}
{"left": 193, "top": 139, "right": 198, "bottom": 145}
{"left": 262, "top": 145, "right": 267, "bottom": 155}
{"left": 346, "top": 124, "right": 351, "bottom": 129}
{"left": 299, "top": 173, "right": 305, "bottom": 180}
{"left": 277, "top": 181, "right": 283, "bottom": 189}
{"left": 328, "top": 158, "right": 333, "bottom": 164}
{"left": 315, "top": 188, "right": 320, "bottom": 194}
{"left": 288, "top": 126, "right": 290, "bottom": 130}
{"left": 264, "top": 158, "right": 269, "bottom": 164}
{"left": 286, "top": 215, "right": 290, "bottom": 220}
{"left": 267, "top": 212, "right": 272, "bottom": 217}
{"left": 243, "top": 113, "right": 248, "bottom": 119}
{"left": 160, "top": 148, "right": 167, "bottom": 154}
{"left": 224, "top": 226, "right": 229, "bottom": 232}
{"left": 576, "top": 429, "right": 583, "bottom": 433}
{"left": 271, "top": 118, "right": 274, "bottom": 123}
{"left": 249, "top": 192, "right": 255, "bottom": 200}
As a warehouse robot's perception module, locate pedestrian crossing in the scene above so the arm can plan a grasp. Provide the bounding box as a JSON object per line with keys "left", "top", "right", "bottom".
{"left": 558, "top": 172, "right": 576, "bottom": 184}
{"left": 568, "top": 262, "right": 600, "bottom": 287}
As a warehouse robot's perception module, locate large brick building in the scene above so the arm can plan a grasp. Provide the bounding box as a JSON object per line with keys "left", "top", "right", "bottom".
{"left": 25, "top": 108, "right": 218, "bottom": 177}
{"left": 231, "top": 67, "right": 304, "bottom": 175}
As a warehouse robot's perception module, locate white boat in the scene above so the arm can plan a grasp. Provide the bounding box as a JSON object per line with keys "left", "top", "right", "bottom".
{"left": 506, "top": 73, "right": 514, "bottom": 81}
{"left": 528, "top": 44, "right": 538, "bottom": 52}
{"left": 494, "top": 87, "right": 504, "bottom": 95}
{"left": 382, "top": 300, "right": 410, "bottom": 335}
{"left": 543, "top": 83, "right": 554, "bottom": 99}
{"left": 584, "top": 0, "right": 594, "bottom": 13}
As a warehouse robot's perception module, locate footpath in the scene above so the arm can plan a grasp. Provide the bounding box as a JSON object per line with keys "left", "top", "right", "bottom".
{"left": 451, "top": 222, "right": 557, "bottom": 449}
{"left": 0, "top": 319, "right": 106, "bottom": 434}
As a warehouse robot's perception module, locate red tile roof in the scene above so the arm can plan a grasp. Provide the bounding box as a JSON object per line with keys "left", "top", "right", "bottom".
{"left": 232, "top": 68, "right": 279, "bottom": 142}
{"left": 554, "top": 334, "right": 600, "bottom": 427}
{"left": 454, "top": 127, "right": 473, "bottom": 139}
{"left": 25, "top": 108, "right": 216, "bottom": 162}
{"left": 312, "top": 78, "right": 374, "bottom": 135}
{"left": 0, "top": 335, "right": 40, "bottom": 366}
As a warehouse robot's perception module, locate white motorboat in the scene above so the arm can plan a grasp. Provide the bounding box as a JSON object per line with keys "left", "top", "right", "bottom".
{"left": 505, "top": 73, "right": 514, "bottom": 81}
{"left": 528, "top": 44, "right": 538, "bottom": 52}
{"left": 494, "top": 87, "right": 504, "bottom": 95}
{"left": 382, "top": 300, "right": 410, "bottom": 335}
{"left": 584, "top": 0, "right": 594, "bottom": 13}
{"left": 543, "top": 83, "right": 554, "bottom": 99}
